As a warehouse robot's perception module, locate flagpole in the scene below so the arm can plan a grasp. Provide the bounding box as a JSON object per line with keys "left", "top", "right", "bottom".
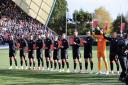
{"left": 66, "top": 11, "right": 67, "bottom": 35}
{"left": 120, "top": 0, "right": 123, "bottom": 37}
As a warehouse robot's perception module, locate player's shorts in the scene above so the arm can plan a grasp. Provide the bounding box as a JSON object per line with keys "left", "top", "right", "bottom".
{"left": 9, "top": 50, "right": 16, "bottom": 57}
{"left": 36, "top": 49, "right": 43, "bottom": 59}
{"left": 53, "top": 49, "right": 57, "bottom": 60}
{"left": 28, "top": 50, "right": 34, "bottom": 59}
{"left": 73, "top": 49, "right": 81, "bottom": 59}
{"left": 20, "top": 49, "right": 26, "bottom": 58}
{"left": 109, "top": 52, "right": 118, "bottom": 61}
{"left": 97, "top": 50, "right": 106, "bottom": 58}
{"left": 45, "top": 49, "right": 51, "bottom": 58}
{"left": 61, "top": 50, "right": 68, "bottom": 59}
{"left": 84, "top": 52, "right": 92, "bottom": 59}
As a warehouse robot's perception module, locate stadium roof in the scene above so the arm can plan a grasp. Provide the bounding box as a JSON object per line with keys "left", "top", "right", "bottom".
{"left": 12, "top": 0, "right": 56, "bottom": 26}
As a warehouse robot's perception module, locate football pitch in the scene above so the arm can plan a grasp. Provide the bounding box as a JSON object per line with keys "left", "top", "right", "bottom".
{"left": 0, "top": 47, "right": 124, "bottom": 85}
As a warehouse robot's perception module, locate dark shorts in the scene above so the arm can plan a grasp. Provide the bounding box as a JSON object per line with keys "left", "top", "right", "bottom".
{"left": 84, "top": 52, "right": 92, "bottom": 59}
{"left": 45, "top": 49, "right": 51, "bottom": 58}
{"left": 36, "top": 49, "right": 43, "bottom": 59}
{"left": 61, "top": 50, "right": 68, "bottom": 59}
{"left": 20, "top": 49, "right": 26, "bottom": 57}
{"left": 28, "top": 50, "right": 34, "bottom": 59}
{"left": 109, "top": 53, "right": 118, "bottom": 61}
{"left": 9, "top": 50, "right": 16, "bottom": 57}
{"left": 53, "top": 50, "right": 60, "bottom": 60}
{"left": 73, "top": 50, "right": 81, "bottom": 59}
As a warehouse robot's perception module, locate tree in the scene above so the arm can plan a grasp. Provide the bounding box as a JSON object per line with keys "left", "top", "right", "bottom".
{"left": 112, "top": 15, "right": 128, "bottom": 33}
{"left": 72, "top": 9, "right": 92, "bottom": 35}
{"left": 94, "top": 7, "right": 112, "bottom": 28}
{"left": 48, "top": 0, "right": 67, "bottom": 35}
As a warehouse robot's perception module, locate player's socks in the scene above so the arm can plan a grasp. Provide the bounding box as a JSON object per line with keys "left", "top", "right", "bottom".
{"left": 20, "top": 60, "right": 23, "bottom": 66}
{"left": 25, "top": 60, "right": 27, "bottom": 66}
{"left": 10, "top": 59, "right": 12, "bottom": 66}
{"left": 15, "top": 60, "right": 18, "bottom": 66}
{"left": 90, "top": 61, "right": 93, "bottom": 70}
{"left": 79, "top": 62, "right": 82, "bottom": 70}
{"left": 46, "top": 61, "right": 49, "bottom": 69}
{"left": 116, "top": 62, "right": 119, "bottom": 71}
{"left": 54, "top": 62, "right": 57, "bottom": 69}
{"left": 110, "top": 61, "right": 114, "bottom": 71}
{"left": 50, "top": 61, "right": 53, "bottom": 69}
{"left": 62, "top": 61, "right": 65, "bottom": 69}
{"left": 85, "top": 62, "right": 88, "bottom": 70}
{"left": 38, "top": 59, "right": 40, "bottom": 67}
{"left": 66, "top": 62, "right": 69, "bottom": 69}
{"left": 58, "top": 62, "right": 61, "bottom": 70}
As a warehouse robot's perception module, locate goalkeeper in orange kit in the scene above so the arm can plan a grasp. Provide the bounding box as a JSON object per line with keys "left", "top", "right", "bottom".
{"left": 93, "top": 28, "right": 109, "bottom": 75}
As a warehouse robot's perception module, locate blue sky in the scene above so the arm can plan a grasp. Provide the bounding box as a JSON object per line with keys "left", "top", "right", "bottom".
{"left": 67, "top": 0, "right": 128, "bottom": 20}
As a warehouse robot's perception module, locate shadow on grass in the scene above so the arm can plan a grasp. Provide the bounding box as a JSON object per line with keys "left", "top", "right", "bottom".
{"left": 0, "top": 69, "right": 124, "bottom": 85}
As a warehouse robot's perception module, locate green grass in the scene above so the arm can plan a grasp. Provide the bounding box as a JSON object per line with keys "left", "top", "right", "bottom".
{"left": 0, "top": 47, "right": 124, "bottom": 85}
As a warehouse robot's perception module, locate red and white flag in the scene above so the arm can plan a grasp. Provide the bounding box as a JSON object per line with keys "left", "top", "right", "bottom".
{"left": 120, "top": 23, "right": 125, "bottom": 32}
{"left": 92, "top": 19, "right": 99, "bottom": 28}
{"left": 103, "top": 21, "right": 109, "bottom": 31}
{"left": 69, "top": 36, "right": 74, "bottom": 45}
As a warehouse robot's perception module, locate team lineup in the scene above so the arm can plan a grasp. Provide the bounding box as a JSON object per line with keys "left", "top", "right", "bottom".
{"left": 3, "top": 28, "right": 128, "bottom": 83}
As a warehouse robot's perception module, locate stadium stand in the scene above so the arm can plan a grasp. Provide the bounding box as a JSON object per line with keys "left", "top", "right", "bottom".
{"left": 0, "top": 0, "right": 56, "bottom": 45}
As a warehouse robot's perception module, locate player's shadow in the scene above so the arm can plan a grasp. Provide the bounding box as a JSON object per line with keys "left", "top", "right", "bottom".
{"left": 0, "top": 69, "right": 123, "bottom": 85}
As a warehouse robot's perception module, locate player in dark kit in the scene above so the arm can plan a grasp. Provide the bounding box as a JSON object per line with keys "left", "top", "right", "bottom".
{"left": 83, "top": 31, "right": 93, "bottom": 73}
{"left": 44, "top": 32, "right": 53, "bottom": 71}
{"left": 27, "top": 35, "right": 36, "bottom": 70}
{"left": 53, "top": 36, "right": 61, "bottom": 72}
{"left": 19, "top": 35, "right": 28, "bottom": 70}
{"left": 6, "top": 35, "right": 18, "bottom": 69}
{"left": 60, "top": 33, "right": 69, "bottom": 72}
{"left": 72, "top": 30, "right": 82, "bottom": 73}
{"left": 103, "top": 32, "right": 120, "bottom": 74}
{"left": 124, "top": 34, "right": 128, "bottom": 85}
{"left": 35, "top": 35, "right": 44, "bottom": 70}
{"left": 117, "top": 35, "right": 128, "bottom": 82}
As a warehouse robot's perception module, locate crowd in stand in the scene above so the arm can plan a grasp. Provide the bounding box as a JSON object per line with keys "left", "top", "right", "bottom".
{"left": 0, "top": 0, "right": 55, "bottom": 44}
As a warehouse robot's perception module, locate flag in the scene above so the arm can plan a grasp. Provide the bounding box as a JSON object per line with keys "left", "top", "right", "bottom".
{"left": 103, "top": 21, "right": 109, "bottom": 31}
{"left": 58, "top": 40, "right": 62, "bottom": 48}
{"left": 92, "top": 19, "right": 99, "bottom": 28}
{"left": 80, "top": 38, "right": 84, "bottom": 46}
{"left": 120, "top": 23, "right": 125, "bottom": 32}
{"left": 69, "top": 36, "right": 74, "bottom": 45}
{"left": 50, "top": 44, "right": 54, "bottom": 51}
